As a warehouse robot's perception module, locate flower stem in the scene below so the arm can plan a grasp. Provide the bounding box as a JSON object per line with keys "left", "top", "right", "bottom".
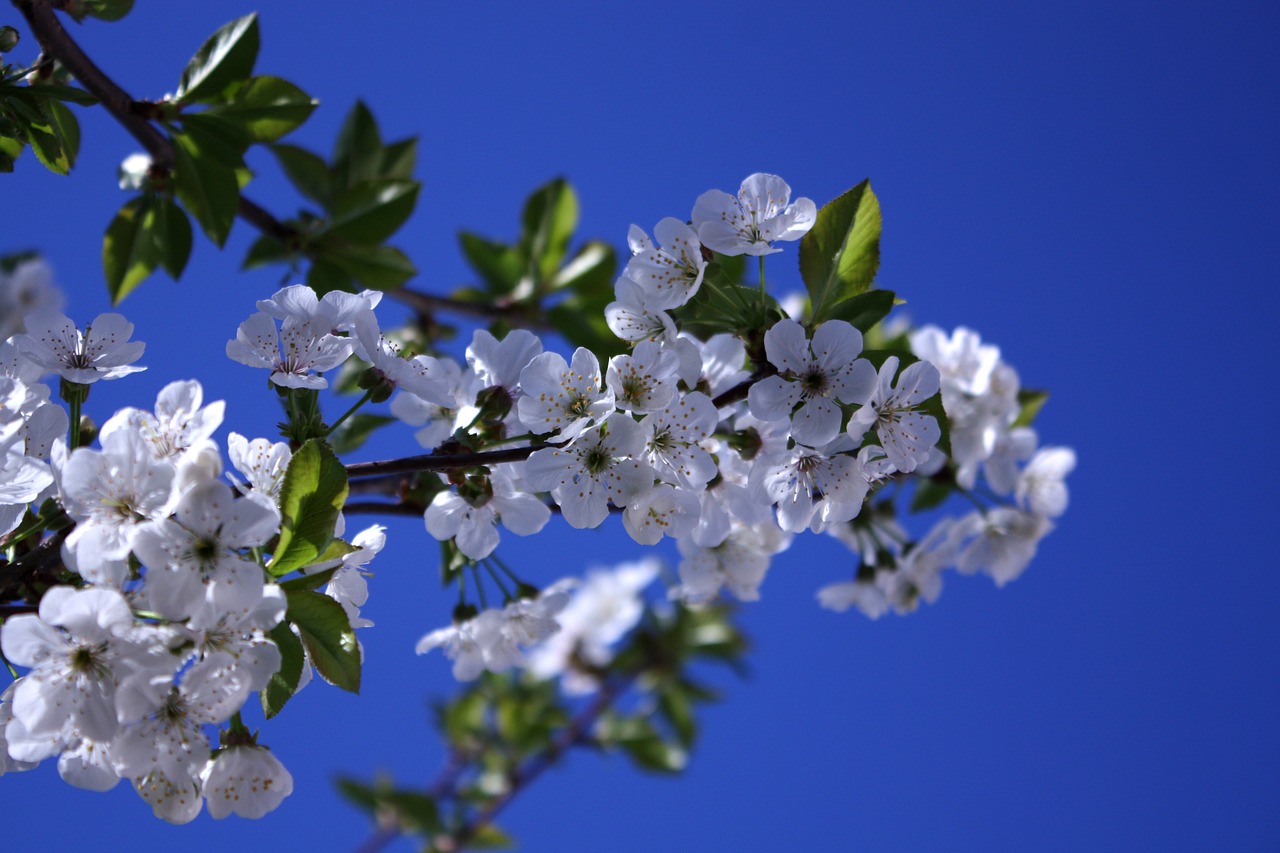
{"left": 325, "top": 388, "right": 376, "bottom": 438}
{"left": 758, "top": 255, "right": 767, "bottom": 300}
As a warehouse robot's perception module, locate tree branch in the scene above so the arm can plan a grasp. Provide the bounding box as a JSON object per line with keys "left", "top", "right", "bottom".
{"left": 346, "top": 442, "right": 555, "bottom": 480}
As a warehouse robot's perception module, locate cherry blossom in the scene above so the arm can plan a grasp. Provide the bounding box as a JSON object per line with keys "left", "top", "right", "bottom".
{"left": 524, "top": 414, "right": 651, "bottom": 529}
{"left": 425, "top": 469, "right": 551, "bottom": 559}
{"left": 517, "top": 348, "right": 615, "bottom": 441}
{"left": 12, "top": 310, "right": 145, "bottom": 384}
{"left": 748, "top": 319, "right": 877, "bottom": 447}
{"left": 691, "top": 173, "right": 816, "bottom": 256}
{"left": 623, "top": 218, "right": 708, "bottom": 309}
{"left": 846, "top": 355, "right": 942, "bottom": 473}
{"left": 202, "top": 743, "right": 294, "bottom": 819}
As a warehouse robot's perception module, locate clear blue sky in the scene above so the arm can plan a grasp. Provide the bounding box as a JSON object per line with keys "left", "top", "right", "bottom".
{"left": 3, "top": 1, "right": 1278, "bottom": 850}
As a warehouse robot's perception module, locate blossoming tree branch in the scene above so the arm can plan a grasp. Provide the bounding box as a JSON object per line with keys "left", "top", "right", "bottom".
{"left": 0, "top": 4, "right": 1075, "bottom": 849}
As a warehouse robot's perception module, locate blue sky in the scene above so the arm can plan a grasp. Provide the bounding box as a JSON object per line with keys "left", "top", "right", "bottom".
{"left": 3, "top": 1, "right": 1278, "bottom": 850}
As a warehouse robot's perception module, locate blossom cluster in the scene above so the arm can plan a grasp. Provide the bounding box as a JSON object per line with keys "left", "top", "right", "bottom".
{"left": 0, "top": 268, "right": 383, "bottom": 822}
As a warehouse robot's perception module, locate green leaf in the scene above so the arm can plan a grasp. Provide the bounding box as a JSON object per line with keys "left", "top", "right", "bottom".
{"left": 18, "top": 84, "right": 97, "bottom": 106}
{"left": 799, "top": 180, "right": 882, "bottom": 323}
{"left": 261, "top": 622, "right": 304, "bottom": 719}
{"left": 175, "top": 113, "right": 250, "bottom": 169}
{"left": 45, "top": 100, "right": 79, "bottom": 170}
{"left": 658, "top": 687, "right": 697, "bottom": 747}
{"left": 279, "top": 566, "right": 338, "bottom": 593}
{"left": 103, "top": 196, "right": 157, "bottom": 303}
{"left": 459, "top": 231, "right": 524, "bottom": 294}
{"left": 823, "top": 288, "right": 896, "bottom": 332}
{"left": 23, "top": 100, "right": 70, "bottom": 175}
{"left": 286, "top": 588, "right": 360, "bottom": 692}
{"left": 331, "top": 100, "right": 382, "bottom": 192}
{"left": 171, "top": 131, "right": 239, "bottom": 246}
{"left": 0, "top": 135, "right": 20, "bottom": 172}
{"left": 551, "top": 240, "right": 615, "bottom": 293}
{"left": 176, "top": 13, "right": 260, "bottom": 104}
{"left": 322, "top": 178, "right": 419, "bottom": 245}
{"left": 0, "top": 26, "right": 18, "bottom": 52}
{"left": 379, "top": 137, "right": 417, "bottom": 180}
{"left": 82, "top": 0, "right": 134, "bottom": 21}
{"left": 468, "top": 824, "right": 516, "bottom": 850}
{"left": 329, "top": 413, "right": 396, "bottom": 454}
{"left": 622, "top": 736, "right": 688, "bottom": 774}
{"left": 306, "top": 257, "right": 354, "bottom": 295}
{"left": 318, "top": 242, "right": 416, "bottom": 290}
{"left": 269, "top": 439, "right": 349, "bottom": 576}
{"left": 334, "top": 776, "right": 380, "bottom": 813}
{"left": 519, "top": 177, "right": 577, "bottom": 286}
{"left": 151, "top": 194, "right": 193, "bottom": 280}
{"left": 910, "top": 477, "right": 953, "bottom": 512}
{"left": 208, "top": 75, "right": 316, "bottom": 142}
{"left": 242, "top": 233, "right": 294, "bottom": 270}
{"left": 1013, "top": 389, "right": 1049, "bottom": 428}
{"left": 269, "top": 143, "right": 331, "bottom": 208}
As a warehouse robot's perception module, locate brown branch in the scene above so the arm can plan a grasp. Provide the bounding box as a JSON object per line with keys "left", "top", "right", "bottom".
{"left": 346, "top": 443, "right": 555, "bottom": 480}
{"left": 388, "top": 288, "right": 552, "bottom": 330}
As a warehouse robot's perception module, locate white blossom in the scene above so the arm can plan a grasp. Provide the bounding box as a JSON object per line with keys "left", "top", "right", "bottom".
{"left": 524, "top": 414, "right": 651, "bottom": 529}
{"left": 691, "top": 173, "right": 816, "bottom": 256}
{"left": 12, "top": 310, "right": 145, "bottom": 384}
{"left": 846, "top": 355, "right": 941, "bottom": 473}
{"left": 517, "top": 348, "right": 615, "bottom": 441}
{"left": 623, "top": 218, "right": 707, "bottom": 309}
{"left": 202, "top": 743, "right": 293, "bottom": 819}
{"left": 425, "top": 470, "right": 551, "bottom": 560}
{"left": 1017, "top": 447, "right": 1076, "bottom": 518}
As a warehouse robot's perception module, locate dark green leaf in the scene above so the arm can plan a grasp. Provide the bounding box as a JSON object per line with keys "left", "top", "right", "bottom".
{"left": 306, "top": 257, "right": 354, "bottom": 295}
{"left": 44, "top": 100, "right": 79, "bottom": 170}
{"left": 17, "top": 84, "right": 97, "bottom": 106}
{"left": 175, "top": 113, "right": 250, "bottom": 169}
{"left": 910, "top": 476, "right": 953, "bottom": 512}
{"left": 622, "top": 736, "right": 688, "bottom": 774}
{"left": 242, "top": 233, "right": 294, "bottom": 270}
{"left": 823, "top": 288, "right": 896, "bottom": 332}
{"left": 0, "top": 26, "right": 18, "bottom": 52}
{"left": 379, "top": 791, "right": 439, "bottom": 834}
{"left": 331, "top": 100, "right": 382, "bottom": 192}
{"left": 658, "top": 687, "right": 697, "bottom": 747}
{"left": 102, "top": 196, "right": 157, "bottom": 303}
{"left": 329, "top": 413, "right": 396, "bottom": 454}
{"left": 269, "top": 439, "right": 349, "bottom": 576}
{"left": 82, "top": 0, "right": 134, "bottom": 21}
{"left": 319, "top": 242, "right": 416, "bottom": 290}
{"left": 151, "top": 194, "right": 192, "bottom": 280}
{"left": 459, "top": 231, "right": 524, "bottom": 294}
{"left": 468, "top": 824, "right": 516, "bottom": 850}
{"left": 279, "top": 566, "right": 338, "bottom": 593}
{"left": 171, "top": 131, "right": 239, "bottom": 246}
{"left": 286, "top": 588, "right": 360, "bottom": 692}
{"left": 23, "top": 100, "right": 70, "bottom": 175}
{"left": 799, "top": 180, "right": 882, "bottom": 323}
{"left": 334, "top": 776, "right": 379, "bottom": 813}
{"left": 379, "top": 137, "right": 417, "bottom": 180}
{"left": 519, "top": 177, "right": 577, "bottom": 286}
{"left": 176, "top": 13, "right": 260, "bottom": 104}
{"left": 269, "top": 143, "right": 330, "bottom": 207}
{"left": 261, "top": 622, "right": 304, "bottom": 719}
{"left": 208, "top": 75, "right": 316, "bottom": 142}
{"left": 322, "top": 178, "right": 419, "bottom": 245}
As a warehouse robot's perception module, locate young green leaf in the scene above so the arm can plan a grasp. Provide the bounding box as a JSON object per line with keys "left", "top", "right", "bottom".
{"left": 82, "top": 0, "right": 135, "bottom": 21}
{"left": 207, "top": 75, "right": 316, "bottom": 142}
{"left": 459, "top": 231, "right": 524, "bottom": 294}
{"left": 151, "top": 194, "right": 193, "bottom": 280}
{"left": 261, "top": 622, "right": 305, "bottom": 719}
{"left": 331, "top": 100, "right": 382, "bottom": 192}
{"left": 823, "top": 288, "right": 896, "bottom": 332}
{"left": 269, "top": 439, "right": 349, "bottom": 576}
{"left": 175, "top": 13, "right": 260, "bottom": 104}
{"left": 285, "top": 588, "right": 360, "bottom": 692}
{"left": 317, "top": 242, "right": 416, "bottom": 290}
{"left": 102, "top": 196, "right": 157, "bottom": 303}
{"left": 799, "top": 179, "right": 882, "bottom": 323}
{"left": 321, "top": 178, "right": 420, "bottom": 245}
{"left": 520, "top": 177, "right": 578, "bottom": 286}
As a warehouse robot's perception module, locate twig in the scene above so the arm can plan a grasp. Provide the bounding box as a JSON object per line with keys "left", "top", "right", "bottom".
{"left": 346, "top": 443, "right": 551, "bottom": 480}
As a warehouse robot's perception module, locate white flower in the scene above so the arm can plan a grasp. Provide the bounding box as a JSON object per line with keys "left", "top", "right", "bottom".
{"left": 225, "top": 312, "right": 354, "bottom": 390}
{"left": 675, "top": 523, "right": 790, "bottom": 603}
{"left": 748, "top": 319, "right": 877, "bottom": 447}
{"left": 99, "top": 379, "right": 225, "bottom": 468}
{"left": 639, "top": 391, "right": 719, "bottom": 489}
{"left": 846, "top": 356, "right": 942, "bottom": 473}
{"left": 750, "top": 443, "right": 870, "bottom": 534}
{"left": 132, "top": 479, "right": 278, "bottom": 621}
{"left": 467, "top": 328, "right": 542, "bottom": 391}
{"left": 622, "top": 484, "right": 700, "bottom": 545}
{"left": 0, "top": 587, "right": 136, "bottom": 746}
{"left": 390, "top": 362, "right": 473, "bottom": 451}
{"left": 1017, "top": 447, "right": 1076, "bottom": 518}
{"left": 12, "top": 310, "right": 145, "bottom": 384}
{"left": 133, "top": 769, "right": 204, "bottom": 824}
{"left": 227, "top": 433, "right": 291, "bottom": 501}
{"left": 353, "top": 312, "right": 455, "bottom": 405}
{"left": 60, "top": 428, "right": 176, "bottom": 565}
{"left": 415, "top": 610, "right": 503, "bottom": 681}
{"left": 255, "top": 283, "right": 380, "bottom": 331}
{"left": 691, "top": 173, "right": 816, "bottom": 256}
{"left": 117, "top": 152, "right": 152, "bottom": 191}
{"left": 526, "top": 558, "right": 659, "bottom": 693}
{"left": 604, "top": 276, "right": 678, "bottom": 345}
{"left": 0, "top": 258, "right": 63, "bottom": 341}
{"left": 524, "top": 414, "right": 651, "bottom": 529}
{"left": 909, "top": 325, "right": 1001, "bottom": 397}
{"left": 606, "top": 341, "right": 680, "bottom": 413}
{"left": 202, "top": 743, "right": 293, "bottom": 819}
{"left": 517, "top": 348, "right": 615, "bottom": 441}
{"left": 425, "top": 470, "right": 551, "bottom": 560}
{"left": 623, "top": 218, "right": 708, "bottom": 309}
{"left": 955, "top": 507, "right": 1053, "bottom": 587}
